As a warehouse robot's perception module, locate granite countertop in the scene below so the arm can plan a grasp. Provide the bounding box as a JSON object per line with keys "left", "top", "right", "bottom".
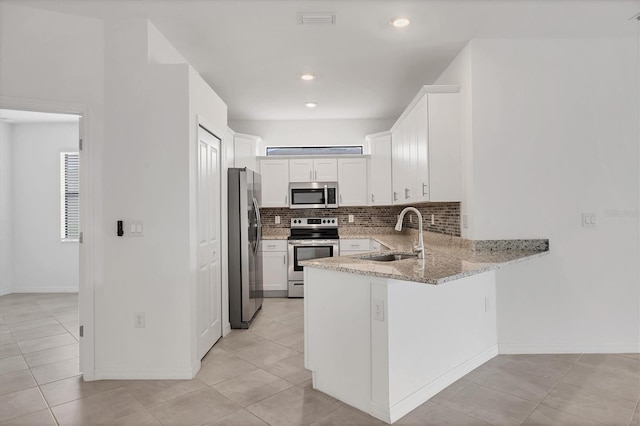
{"left": 261, "top": 229, "right": 289, "bottom": 240}
{"left": 298, "top": 229, "right": 549, "bottom": 285}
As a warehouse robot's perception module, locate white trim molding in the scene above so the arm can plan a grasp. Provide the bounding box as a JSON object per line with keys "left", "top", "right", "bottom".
{"left": 498, "top": 343, "right": 640, "bottom": 354}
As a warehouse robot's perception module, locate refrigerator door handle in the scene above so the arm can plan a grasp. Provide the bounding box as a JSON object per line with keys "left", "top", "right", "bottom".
{"left": 253, "top": 197, "right": 262, "bottom": 254}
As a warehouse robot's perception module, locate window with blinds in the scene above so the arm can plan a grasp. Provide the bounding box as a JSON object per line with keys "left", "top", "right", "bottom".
{"left": 60, "top": 152, "right": 80, "bottom": 241}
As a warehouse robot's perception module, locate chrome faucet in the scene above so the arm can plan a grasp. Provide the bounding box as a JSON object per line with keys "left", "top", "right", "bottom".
{"left": 395, "top": 207, "right": 425, "bottom": 259}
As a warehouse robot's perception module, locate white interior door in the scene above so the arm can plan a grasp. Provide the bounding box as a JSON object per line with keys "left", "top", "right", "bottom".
{"left": 197, "top": 126, "right": 222, "bottom": 359}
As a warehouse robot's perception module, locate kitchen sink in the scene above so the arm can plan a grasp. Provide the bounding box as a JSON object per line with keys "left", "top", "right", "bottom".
{"left": 363, "top": 253, "right": 418, "bottom": 262}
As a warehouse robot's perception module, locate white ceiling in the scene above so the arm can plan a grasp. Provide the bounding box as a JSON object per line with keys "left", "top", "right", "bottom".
{"left": 7, "top": 0, "right": 639, "bottom": 121}
{"left": 0, "top": 109, "right": 80, "bottom": 124}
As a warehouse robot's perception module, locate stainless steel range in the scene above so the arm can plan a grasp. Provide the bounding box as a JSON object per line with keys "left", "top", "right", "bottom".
{"left": 287, "top": 217, "right": 339, "bottom": 297}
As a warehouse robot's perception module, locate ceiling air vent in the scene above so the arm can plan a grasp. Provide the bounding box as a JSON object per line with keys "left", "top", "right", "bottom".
{"left": 297, "top": 12, "right": 336, "bottom": 25}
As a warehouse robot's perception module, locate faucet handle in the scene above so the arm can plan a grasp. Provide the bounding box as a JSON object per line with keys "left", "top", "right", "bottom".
{"left": 413, "top": 245, "right": 424, "bottom": 253}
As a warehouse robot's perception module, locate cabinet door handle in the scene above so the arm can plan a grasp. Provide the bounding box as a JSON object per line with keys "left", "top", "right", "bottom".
{"left": 405, "top": 188, "right": 410, "bottom": 199}
{"left": 283, "top": 255, "right": 286, "bottom": 264}
{"left": 393, "top": 191, "right": 398, "bottom": 201}
{"left": 314, "top": 170, "right": 317, "bottom": 181}
{"left": 422, "top": 183, "right": 428, "bottom": 197}
{"left": 309, "top": 170, "right": 312, "bottom": 181}
{"left": 339, "top": 194, "right": 343, "bottom": 204}
{"left": 371, "top": 194, "right": 375, "bottom": 203}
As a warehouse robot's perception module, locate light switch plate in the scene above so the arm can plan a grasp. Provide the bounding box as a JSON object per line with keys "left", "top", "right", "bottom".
{"left": 275, "top": 215, "right": 281, "bottom": 224}
{"left": 125, "top": 220, "right": 144, "bottom": 236}
{"left": 348, "top": 214, "right": 354, "bottom": 223}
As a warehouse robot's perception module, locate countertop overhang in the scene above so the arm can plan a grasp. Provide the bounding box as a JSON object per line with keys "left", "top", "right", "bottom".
{"left": 297, "top": 231, "right": 549, "bottom": 285}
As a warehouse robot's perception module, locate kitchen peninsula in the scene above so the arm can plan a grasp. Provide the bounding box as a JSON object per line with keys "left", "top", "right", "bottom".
{"left": 301, "top": 231, "right": 549, "bottom": 424}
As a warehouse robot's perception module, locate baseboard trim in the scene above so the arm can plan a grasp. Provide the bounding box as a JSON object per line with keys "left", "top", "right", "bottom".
{"left": 8, "top": 287, "right": 78, "bottom": 294}
{"left": 93, "top": 368, "right": 194, "bottom": 380}
{"left": 498, "top": 343, "right": 640, "bottom": 354}
{"left": 223, "top": 322, "right": 232, "bottom": 337}
{"left": 388, "top": 345, "right": 499, "bottom": 423}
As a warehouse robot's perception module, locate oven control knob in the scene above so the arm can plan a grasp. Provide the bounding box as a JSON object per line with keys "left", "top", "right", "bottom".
{"left": 322, "top": 219, "right": 326, "bottom": 223}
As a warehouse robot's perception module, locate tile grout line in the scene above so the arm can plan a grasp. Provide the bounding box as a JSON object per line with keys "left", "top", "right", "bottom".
{"left": 519, "top": 353, "right": 609, "bottom": 426}
{"left": 2, "top": 303, "right": 74, "bottom": 425}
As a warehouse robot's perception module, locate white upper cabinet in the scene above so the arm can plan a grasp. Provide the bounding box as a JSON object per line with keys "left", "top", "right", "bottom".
{"left": 366, "top": 132, "right": 392, "bottom": 206}
{"left": 424, "top": 93, "right": 462, "bottom": 202}
{"left": 289, "top": 158, "right": 338, "bottom": 182}
{"left": 233, "top": 133, "right": 260, "bottom": 171}
{"left": 391, "top": 86, "right": 461, "bottom": 204}
{"left": 337, "top": 157, "right": 368, "bottom": 206}
{"left": 259, "top": 159, "right": 289, "bottom": 207}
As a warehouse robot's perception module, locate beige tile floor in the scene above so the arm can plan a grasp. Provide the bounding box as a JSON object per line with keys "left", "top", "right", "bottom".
{"left": 0, "top": 293, "right": 638, "bottom": 425}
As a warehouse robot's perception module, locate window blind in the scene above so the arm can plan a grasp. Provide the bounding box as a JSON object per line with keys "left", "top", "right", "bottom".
{"left": 60, "top": 152, "right": 80, "bottom": 241}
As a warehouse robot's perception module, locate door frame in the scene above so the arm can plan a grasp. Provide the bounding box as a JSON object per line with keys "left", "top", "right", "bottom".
{"left": 0, "top": 95, "right": 95, "bottom": 379}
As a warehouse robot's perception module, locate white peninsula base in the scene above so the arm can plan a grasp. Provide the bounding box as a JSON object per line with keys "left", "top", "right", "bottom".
{"left": 304, "top": 267, "right": 499, "bottom": 424}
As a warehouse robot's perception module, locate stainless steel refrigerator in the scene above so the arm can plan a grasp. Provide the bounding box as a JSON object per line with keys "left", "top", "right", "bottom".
{"left": 228, "top": 168, "right": 263, "bottom": 329}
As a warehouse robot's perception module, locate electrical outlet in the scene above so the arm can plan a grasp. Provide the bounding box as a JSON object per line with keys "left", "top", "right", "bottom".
{"left": 431, "top": 214, "right": 435, "bottom": 225}
{"left": 275, "top": 215, "right": 281, "bottom": 224}
{"left": 373, "top": 299, "right": 385, "bottom": 321}
{"left": 582, "top": 213, "right": 597, "bottom": 227}
{"left": 134, "top": 312, "right": 145, "bottom": 328}
{"left": 348, "top": 214, "right": 354, "bottom": 223}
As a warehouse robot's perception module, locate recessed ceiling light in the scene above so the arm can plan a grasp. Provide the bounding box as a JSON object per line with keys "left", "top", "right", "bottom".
{"left": 391, "top": 17, "right": 411, "bottom": 28}
{"left": 305, "top": 102, "right": 317, "bottom": 108}
{"left": 301, "top": 74, "right": 315, "bottom": 81}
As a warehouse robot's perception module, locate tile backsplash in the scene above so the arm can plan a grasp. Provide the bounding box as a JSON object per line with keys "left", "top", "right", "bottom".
{"left": 261, "top": 202, "right": 461, "bottom": 237}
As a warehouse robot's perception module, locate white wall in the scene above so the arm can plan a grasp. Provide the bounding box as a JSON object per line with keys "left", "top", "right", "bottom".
{"left": 1, "top": 3, "right": 230, "bottom": 379}
{"left": 0, "top": 122, "right": 13, "bottom": 295}
{"left": 433, "top": 45, "right": 474, "bottom": 239}
{"left": 97, "top": 18, "right": 195, "bottom": 378}
{"left": 229, "top": 118, "right": 394, "bottom": 155}
{"left": 437, "top": 38, "right": 639, "bottom": 352}
{"left": 10, "top": 122, "right": 80, "bottom": 292}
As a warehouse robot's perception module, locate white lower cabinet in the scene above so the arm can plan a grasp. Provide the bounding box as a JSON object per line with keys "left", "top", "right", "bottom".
{"left": 260, "top": 240, "right": 288, "bottom": 293}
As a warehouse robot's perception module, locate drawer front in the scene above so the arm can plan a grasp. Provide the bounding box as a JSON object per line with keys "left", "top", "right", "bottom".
{"left": 340, "top": 239, "right": 371, "bottom": 252}
{"left": 260, "top": 240, "right": 288, "bottom": 252}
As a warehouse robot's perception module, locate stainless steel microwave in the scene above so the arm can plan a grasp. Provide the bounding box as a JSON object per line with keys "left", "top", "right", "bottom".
{"left": 289, "top": 182, "right": 338, "bottom": 209}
